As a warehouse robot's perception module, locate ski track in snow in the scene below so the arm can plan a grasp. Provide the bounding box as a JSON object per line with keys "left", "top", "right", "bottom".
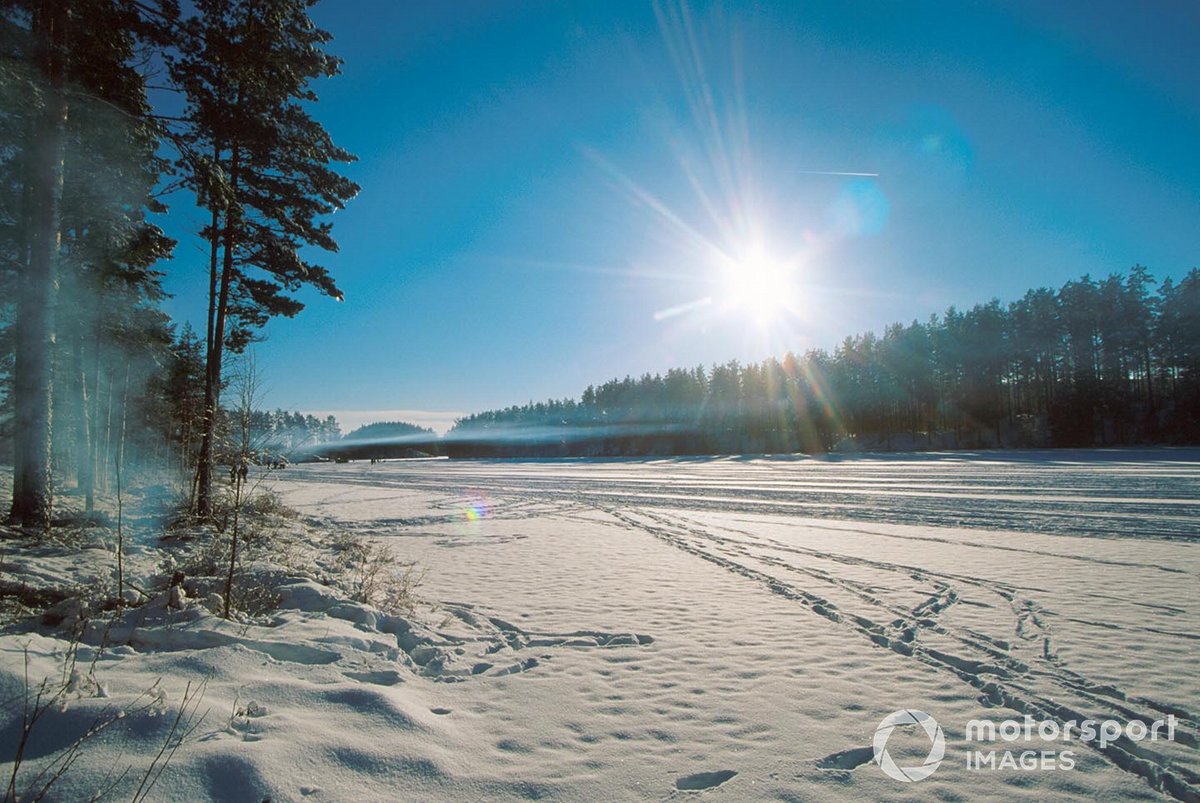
{"left": 268, "top": 449, "right": 1199, "bottom": 800}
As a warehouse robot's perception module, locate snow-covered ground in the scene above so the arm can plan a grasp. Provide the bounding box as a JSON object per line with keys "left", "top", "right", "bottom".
{"left": 2, "top": 449, "right": 1198, "bottom": 801}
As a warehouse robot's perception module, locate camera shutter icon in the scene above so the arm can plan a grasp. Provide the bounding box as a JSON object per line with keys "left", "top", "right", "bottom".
{"left": 873, "top": 709, "right": 945, "bottom": 782}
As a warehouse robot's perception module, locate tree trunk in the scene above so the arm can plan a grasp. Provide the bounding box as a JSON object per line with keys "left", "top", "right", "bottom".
{"left": 102, "top": 363, "right": 115, "bottom": 489}
{"left": 89, "top": 331, "right": 104, "bottom": 491}
{"left": 115, "top": 362, "right": 130, "bottom": 602}
{"left": 72, "top": 332, "right": 93, "bottom": 512}
{"left": 204, "top": 143, "right": 221, "bottom": 364}
{"left": 9, "top": 0, "right": 67, "bottom": 529}
{"left": 196, "top": 146, "right": 239, "bottom": 517}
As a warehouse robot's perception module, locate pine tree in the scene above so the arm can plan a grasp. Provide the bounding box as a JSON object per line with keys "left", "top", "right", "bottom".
{"left": 171, "top": 0, "right": 358, "bottom": 516}
{"left": 61, "top": 0, "right": 174, "bottom": 510}
{"left": 4, "top": 0, "right": 67, "bottom": 528}
{"left": 2, "top": 0, "right": 176, "bottom": 525}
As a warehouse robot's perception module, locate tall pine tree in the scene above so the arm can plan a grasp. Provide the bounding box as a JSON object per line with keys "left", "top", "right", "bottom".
{"left": 4, "top": 0, "right": 67, "bottom": 527}
{"left": 170, "top": 0, "right": 357, "bottom": 516}
{"left": 2, "top": 0, "right": 174, "bottom": 525}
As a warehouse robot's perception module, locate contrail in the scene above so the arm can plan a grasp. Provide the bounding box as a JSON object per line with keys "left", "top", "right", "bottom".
{"left": 796, "top": 170, "right": 880, "bottom": 177}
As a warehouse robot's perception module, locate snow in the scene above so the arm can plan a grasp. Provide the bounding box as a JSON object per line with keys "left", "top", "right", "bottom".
{"left": 1, "top": 449, "right": 1197, "bottom": 801}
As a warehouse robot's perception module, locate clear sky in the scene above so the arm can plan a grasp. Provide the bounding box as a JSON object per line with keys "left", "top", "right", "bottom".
{"left": 160, "top": 0, "right": 1199, "bottom": 434}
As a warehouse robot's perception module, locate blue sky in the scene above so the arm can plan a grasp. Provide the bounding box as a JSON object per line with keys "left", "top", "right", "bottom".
{"left": 160, "top": 0, "right": 1200, "bottom": 433}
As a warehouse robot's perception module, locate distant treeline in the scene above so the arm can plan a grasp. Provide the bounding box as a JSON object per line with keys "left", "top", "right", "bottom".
{"left": 311, "top": 421, "right": 437, "bottom": 461}
{"left": 449, "top": 267, "right": 1200, "bottom": 456}
{"left": 343, "top": 421, "right": 434, "bottom": 441}
{"left": 247, "top": 411, "right": 341, "bottom": 455}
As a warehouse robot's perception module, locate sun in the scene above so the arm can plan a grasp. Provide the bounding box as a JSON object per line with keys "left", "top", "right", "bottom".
{"left": 718, "top": 250, "right": 795, "bottom": 324}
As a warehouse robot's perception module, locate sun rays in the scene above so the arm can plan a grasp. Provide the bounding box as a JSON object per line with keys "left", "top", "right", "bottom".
{"left": 475, "top": 1, "right": 889, "bottom": 368}
{"left": 573, "top": 2, "right": 888, "bottom": 351}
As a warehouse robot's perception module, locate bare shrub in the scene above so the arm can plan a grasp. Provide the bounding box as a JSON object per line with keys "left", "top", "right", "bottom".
{"left": 171, "top": 488, "right": 299, "bottom": 620}
{"left": 228, "top": 573, "right": 284, "bottom": 619}
{"left": 373, "top": 562, "right": 425, "bottom": 617}
{"left": 177, "top": 531, "right": 226, "bottom": 579}
{"left": 242, "top": 490, "right": 294, "bottom": 519}
{"left": 4, "top": 640, "right": 208, "bottom": 802}
{"left": 338, "top": 539, "right": 424, "bottom": 616}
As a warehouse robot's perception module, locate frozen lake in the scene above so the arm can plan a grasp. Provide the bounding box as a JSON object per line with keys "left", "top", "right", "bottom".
{"left": 292, "top": 448, "right": 1200, "bottom": 539}
{"left": 268, "top": 449, "right": 1199, "bottom": 800}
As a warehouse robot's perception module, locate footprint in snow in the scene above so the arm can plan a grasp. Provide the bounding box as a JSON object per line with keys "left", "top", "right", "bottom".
{"left": 344, "top": 669, "right": 404, "bottom": 686}
{"left": 675, "top": 769, "right": 737, "bottom": 791}
{"left": 492, "top": 657, "right": 539, "bottom": 676}
{"left": 815, "top": 746, "right": 874, "bottom": 770}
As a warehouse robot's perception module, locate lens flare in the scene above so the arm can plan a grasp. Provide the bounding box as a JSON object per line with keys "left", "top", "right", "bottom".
{"left": 463, "top": 495, "right": 489, "bottom": 521}
{"left": 830, "top": 179, "right": 889, "bottom": 237}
